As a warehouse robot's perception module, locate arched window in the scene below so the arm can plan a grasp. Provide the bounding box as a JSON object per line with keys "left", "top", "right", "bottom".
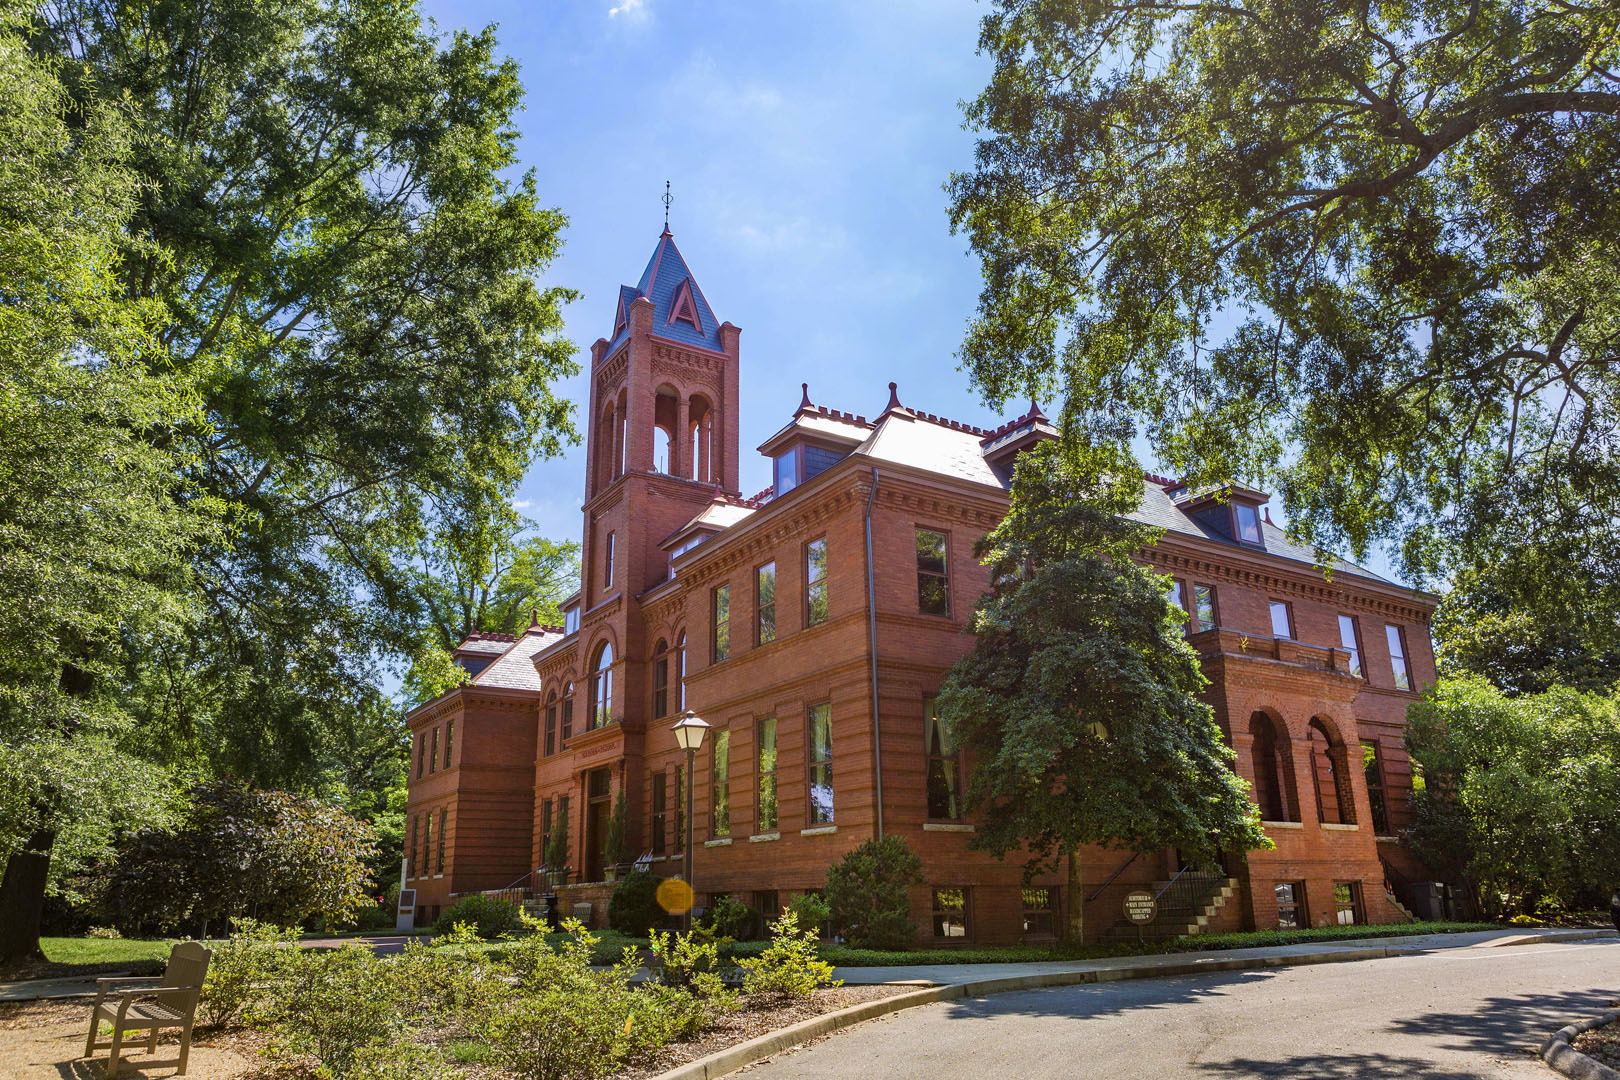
{"left": 1308, "top": 719, "right": 1353, "bottom": 825}
{"left": 652, "top": 639, "right": 669, "bottom": 718}
{"left": 561, "top": 681, "right": 574, "bottom": 742}
{"left": 589, "top": 643, "right": 614, "bottom": 730}
{"left": 688, "top": 395, "right": 712, "bottom": 482}
{"left": 1248, "top": 712, "right": 1298, "bottom": 822}
{"left": 675, "top": 631, "right": 687, "bottom": 711}
{"left": 653, "top": 385, "right": 679, "bottom": 474}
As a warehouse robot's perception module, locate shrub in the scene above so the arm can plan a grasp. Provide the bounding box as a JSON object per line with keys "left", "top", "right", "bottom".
{"left": 432, "top": 895, "right": 523, "bottom": 939}
{"left": 272, "top": 945, "right": 404, "bottom": 1077}
{"left": 786, "top": 892, "right": 831, "bottom": 936}
{"left": 608, "top": 870, "right": 663, "bottom": 937}
{"left": 603, "top": 789, "right": 631, "bottom": 867}
{"left": 476, "top": 920, "right": 651, "bottom": 1080}
{"left": 86, "top": 926, "right": 122, "bottom": 939}
{"left": 648, "top": 928, "right": 729, "bottom": 1001}
{"left": 736, "top": 911, "right": 839, "bottom": 1000}
{"left": 200, "top": 919, "right": 303, "bottom": 1029}
{"left": 350, "top": 1039, "right": 455, "bottom": 1080}
{"left": 702, "top": 894, "right": 754, "bottom": 940}
{"left": 825, "top": 835, "right": 923, "bottom": 949}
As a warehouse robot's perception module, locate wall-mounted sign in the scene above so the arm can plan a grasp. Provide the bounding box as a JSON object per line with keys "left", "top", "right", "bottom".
{"left": 1123, "top": 890, "right": 1157, "bottom": 925}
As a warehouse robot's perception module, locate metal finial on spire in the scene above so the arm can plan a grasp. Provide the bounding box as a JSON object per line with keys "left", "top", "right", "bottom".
{"left": 662, "top": 180, "right": 673, "bottom": 232}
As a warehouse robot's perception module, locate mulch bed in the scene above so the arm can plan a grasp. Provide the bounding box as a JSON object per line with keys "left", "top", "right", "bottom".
{"left": 1572, "top": 1015, "right": 1620, "bottom": 1072}
{"left": 1, "top": 985, "right": 916, "bottom": 1080}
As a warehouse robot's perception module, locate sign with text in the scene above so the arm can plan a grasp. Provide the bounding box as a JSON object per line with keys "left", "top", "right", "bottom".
{"left": 1123, "top": 890, "right": 1157, "bottom": 925}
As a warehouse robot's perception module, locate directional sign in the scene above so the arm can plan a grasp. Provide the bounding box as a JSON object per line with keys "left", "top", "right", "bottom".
{"left": 1123, "top": 890, "right": 1157, "bottom": 925}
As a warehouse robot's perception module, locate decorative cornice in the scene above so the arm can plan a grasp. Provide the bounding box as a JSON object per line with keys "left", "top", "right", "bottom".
{"left": 650, "top": 339, "right": 729, "bottom": 373}
{"left": 1143, "top": 544, "right": 1434, "bottom": 624}
{"left": 595, "top": 350, "right": 629, "bottom": 398}
{"left": 676, "top": 481, "right": 863, "bottom": 589}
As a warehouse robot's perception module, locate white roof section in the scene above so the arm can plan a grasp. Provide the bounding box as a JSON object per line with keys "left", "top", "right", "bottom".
{"left": 852, "top": 411, "right": 1004, "bottom": 488}
{"left": 662, "top": 499, "right": 757, "bottom": 549}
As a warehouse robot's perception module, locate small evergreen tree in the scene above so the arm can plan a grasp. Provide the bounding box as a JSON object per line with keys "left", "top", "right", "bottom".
{"left": 936, "top": 442, "right": 1269, "bottom": 941}
{"left": 824, "top": 836, "right": 923, "bottom": 949}
{"left": 544, "top": 808, "right": 569, "bottom": 879}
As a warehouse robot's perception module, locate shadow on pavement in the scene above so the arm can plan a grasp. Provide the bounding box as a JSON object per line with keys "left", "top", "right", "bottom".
{"left": 1194, "top": 1052, "right": 1482, "bottom": 1078}
{"left": 1389, "top": 979, "right": 1620, "bottom": 1059}
{"left": 940, "top": 968, "right": 1277, "bottom": 1023}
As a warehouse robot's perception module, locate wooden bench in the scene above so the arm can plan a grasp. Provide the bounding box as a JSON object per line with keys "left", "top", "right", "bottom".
{"left": 84, "top": 941, "right": 211, "bottom": 1076}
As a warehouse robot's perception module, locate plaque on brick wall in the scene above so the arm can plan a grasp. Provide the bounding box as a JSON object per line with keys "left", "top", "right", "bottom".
{"left": 1123, "top": 890, "right": 1157, "bottom": 925}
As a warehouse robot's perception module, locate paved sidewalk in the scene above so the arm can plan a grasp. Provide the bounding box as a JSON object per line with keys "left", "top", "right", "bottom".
{"left": 830, "top": 927, "right": 1616, "bottom": 986}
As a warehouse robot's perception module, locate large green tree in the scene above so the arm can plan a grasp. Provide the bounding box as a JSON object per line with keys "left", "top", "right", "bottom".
{"left": 0, "top": 6, "right": 216, "bottom": 961}
{"left": 935, "top": 443, "right": 1268, "bottom": 940}
{"left": 1406, "top": 676, "right": 1620, "bottom": 917}
{"left": 948, "top": 0, "right": 1620, "bottom": 614}
{"left": 1, "top": 0, "right": 578, "bottom": 959}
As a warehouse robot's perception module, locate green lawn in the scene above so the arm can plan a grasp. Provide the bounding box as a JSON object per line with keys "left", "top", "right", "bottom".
{"left": 37, "top": 936, "right": 179, "bottom": 974}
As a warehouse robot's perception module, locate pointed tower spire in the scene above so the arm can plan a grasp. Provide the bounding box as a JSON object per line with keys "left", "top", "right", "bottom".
{"left": 661, "top": 180, "right": 673, "bottom": 236}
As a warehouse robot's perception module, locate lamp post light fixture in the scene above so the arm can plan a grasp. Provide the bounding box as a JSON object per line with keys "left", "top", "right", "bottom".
{"left": 671, "top": 710, "right": 709, "bottom": 931}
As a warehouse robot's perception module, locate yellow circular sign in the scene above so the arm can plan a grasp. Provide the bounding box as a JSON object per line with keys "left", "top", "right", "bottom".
{"left": 656, "top": 877, "right": 694, "bottom": 915}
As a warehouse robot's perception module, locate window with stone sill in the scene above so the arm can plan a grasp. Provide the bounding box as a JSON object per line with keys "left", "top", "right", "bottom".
{"left": 932, "top": 887, "right": 969, "bottom": 940}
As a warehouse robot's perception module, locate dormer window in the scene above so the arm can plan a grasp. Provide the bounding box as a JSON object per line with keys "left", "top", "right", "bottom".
{"left": 1234, "top": 502, "right": 1263, "bottom": 545}
{"left": 774, "top": 447, "right": 800, "bottom": 497}
{"left": 563, "top": 605, "right": 579, "bottom": 635}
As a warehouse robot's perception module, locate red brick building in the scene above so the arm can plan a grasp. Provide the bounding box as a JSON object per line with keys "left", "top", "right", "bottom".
{"left": 403, "top": 227, "right": 1439, "bottom": 942}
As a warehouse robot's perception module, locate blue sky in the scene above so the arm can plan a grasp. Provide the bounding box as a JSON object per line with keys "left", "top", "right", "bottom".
{"left": 417, "top": 0, "right": 1001, "bottom": 542}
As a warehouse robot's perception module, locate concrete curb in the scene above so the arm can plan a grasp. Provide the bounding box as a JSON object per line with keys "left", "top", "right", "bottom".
{"left": 1542, "top": 1010, "right": 1620, "bottom": 1080}
{"left": 653, "top": 945, "right": 1394, "bottom": 1080}
{"left": 1490, "top": 929, "right": 1617, "bottom": 948}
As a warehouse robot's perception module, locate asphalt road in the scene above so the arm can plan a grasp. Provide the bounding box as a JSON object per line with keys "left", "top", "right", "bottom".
{"left": 743, "top": 939, "right": 1620, "bottom": 1079}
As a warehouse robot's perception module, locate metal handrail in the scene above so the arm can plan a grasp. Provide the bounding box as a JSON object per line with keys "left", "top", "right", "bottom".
{"left": 1087, "top": 852, "right": 1141, "bottom": 903}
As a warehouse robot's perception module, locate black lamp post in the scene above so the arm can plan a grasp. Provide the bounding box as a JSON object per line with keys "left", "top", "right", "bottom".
{"left": 671, "top": 710, "right": 709, "bottom": 931}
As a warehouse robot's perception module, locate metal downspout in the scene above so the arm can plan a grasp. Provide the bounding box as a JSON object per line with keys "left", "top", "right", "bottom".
{"left": 864, "top": 467, "right": 884, "bottom": 839}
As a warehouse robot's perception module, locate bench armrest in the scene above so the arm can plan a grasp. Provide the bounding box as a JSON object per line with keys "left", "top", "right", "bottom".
{"left": 94, "top": 976, "right": 160, "bottom": 986}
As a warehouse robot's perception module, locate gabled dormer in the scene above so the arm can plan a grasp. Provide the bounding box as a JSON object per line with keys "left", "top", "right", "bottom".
{"left": 980, "top": 401, "right": 1058, "bottom": 482}
{"left": 1168, "top": 483, "right": 1271, "bottom": 549}
{"left": 756, "top": 384, "right": 872, "bottom": 500}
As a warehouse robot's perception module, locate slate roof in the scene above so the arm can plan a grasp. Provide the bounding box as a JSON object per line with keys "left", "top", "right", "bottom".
{"left": 467, "top": 626, "right": 566, "bottom": 691}
{"left": 816, "top": 397, "right": 1394, "bottom": 586}
{"left": 602, "top": 229, "right": 723, "bottom": 355}
{"left": 454, "top": 636, "right": 513, "bottom": 656}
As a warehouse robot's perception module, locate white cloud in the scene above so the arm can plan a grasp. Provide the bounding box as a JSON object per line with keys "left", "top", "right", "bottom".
{"left": 510, "top": 499, "right": 533, "bottom": 510}
{"left": 607, "top": 0, "right": 647, "bottom": 21}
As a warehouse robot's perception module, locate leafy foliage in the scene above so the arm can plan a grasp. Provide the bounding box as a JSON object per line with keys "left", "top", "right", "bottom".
{"left": 200, "top": 919, "right": 303, "bottom": 1029}
{"left": 736, "top": 911, "right": 839, "bottom": 999}
{"left": 647, "top": 927, "right": 730, "bottom": 996}
{"left": 103, "top": 779, "right": 377, "bottom": 935}
{"left": 948, "top": 0, "right": 1620, "bottom": 621}
{"left": 935, "top": 443, "right": 1267, "bottom": 935}
{"left": 786, "top": 891, "right": 831, "bottom": 936}
{"left": 1406, "top": 676, "right": 1620, "bottom": 917}
{"left": 608, "top": 871, "right": 664, "bottom": 937}
{"left": 431, "top": 895, "right": 523, "bottom": 939}
{"left": 825, "top": 836, "right": 924, "bottom": 950}
{"left": 701, "top": 894, "right": 755, "bottom": 941}
{"left": 603, "top": 789, "right": 632, "bottom": 867}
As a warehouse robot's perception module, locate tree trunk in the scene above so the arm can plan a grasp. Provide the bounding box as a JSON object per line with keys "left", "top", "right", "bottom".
{"left": 1066, "top": 849, "right": 1085, "bottom": 943}
{"left": 0, "top": 826, "right": 56, "bottom": 964}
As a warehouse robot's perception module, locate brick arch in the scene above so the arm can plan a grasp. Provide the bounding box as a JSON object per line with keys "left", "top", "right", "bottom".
{"left": 1306, "top": 716, "right": 1357, "bottom": 826}
{"left": 1247, "top": 708, "right": 1301, "bottom": 823}
{"left": 652, "top": 383, "right": 681, "bottom": 475}
{"left": 687, "top": 392, "right": 715, "bottom": 483}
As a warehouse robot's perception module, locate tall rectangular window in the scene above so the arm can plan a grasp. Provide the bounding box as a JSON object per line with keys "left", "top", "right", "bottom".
{"left": 713, "top": 584, "right": 731, "bottom": 662}
{"left": 1363, "top": 741, "right": 1390, "bottom": 834}
{"left": 540, "top": 798, "right": 552, "bottom": 865}
{"left": 916, "top": 528, "right": 950, "bottom": 616}
{"left": 429, "top": 726, "right": 440, "bottom": 773}
{"left": 1338, "top": 615, "right": 1364, "bottom": 678}
{"left": 1235, "top": 502, "right": 1263, "bottom": 544}
{"left": 1275, "top": 882, "right": 1303, "bottom": 929}
{"left": 924, "top": 696, "right": 960, "bottom": 819}
{"left": 1385, "top": 624, "right": 1410, "bottom": 690}
{"left": 1193, "top": 584, "right": 1216, "bottom": 630}
{"left": 416, "top": 733, "right": 426, "bottom": 778}
{"left": 774, "top": 447, "right": 799, "bottom": 497}
{"left": 409, "top": 815, "right": 419, "bottom": 878}
{"left": 1269, "top": 600, "right": 1293, "bottom": 639}
{"left": 653, "top": 653, "right": 669, "bottom": 718}
{"left": 444, "top": 720, "right": 454, "bottom": 768}
{"left": 437, "top": 808, "right": 447, "bottom": 874}
{"left": 757, "top": 717, "right": 779, "bottom": 832}
{"left": 806, "top": 538, "right": 829, "bottom": 626}
{"left": 604, "top": 531, "right": 615, "bottom": 588}
{"left": 561, "top": 689, "right": 574, "bottom": 742}
{"left": 423, "top": 811, "right": 433, "bottom": 876}
{"left": 932, "top": 888, "right": 968, "bottom": 939}
{"left": 544, "top": 701, "right": 557, "bottom": 756}
{"left": 557, "top": 796, "right": 569, "bottom": 867}
{"left": 1334, "top": 881, "right": 1363, "bottom": 925}
{"left": 1169, "top": 579, "right": 1185, "bottom": 614}
{"left": 757, "top": 563, "right": 776, "bottom": 645}
{"left": 674, "top": 767, "right": 685, "bottom": 854}
{"left": 651, "top": 772, "right": 667, "bottom": 856}
{"left": 711, "top": 729, "right": 731, "bottom": 837}
{"left": 808, "top": 702, "right": 834, "bottom": 824}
